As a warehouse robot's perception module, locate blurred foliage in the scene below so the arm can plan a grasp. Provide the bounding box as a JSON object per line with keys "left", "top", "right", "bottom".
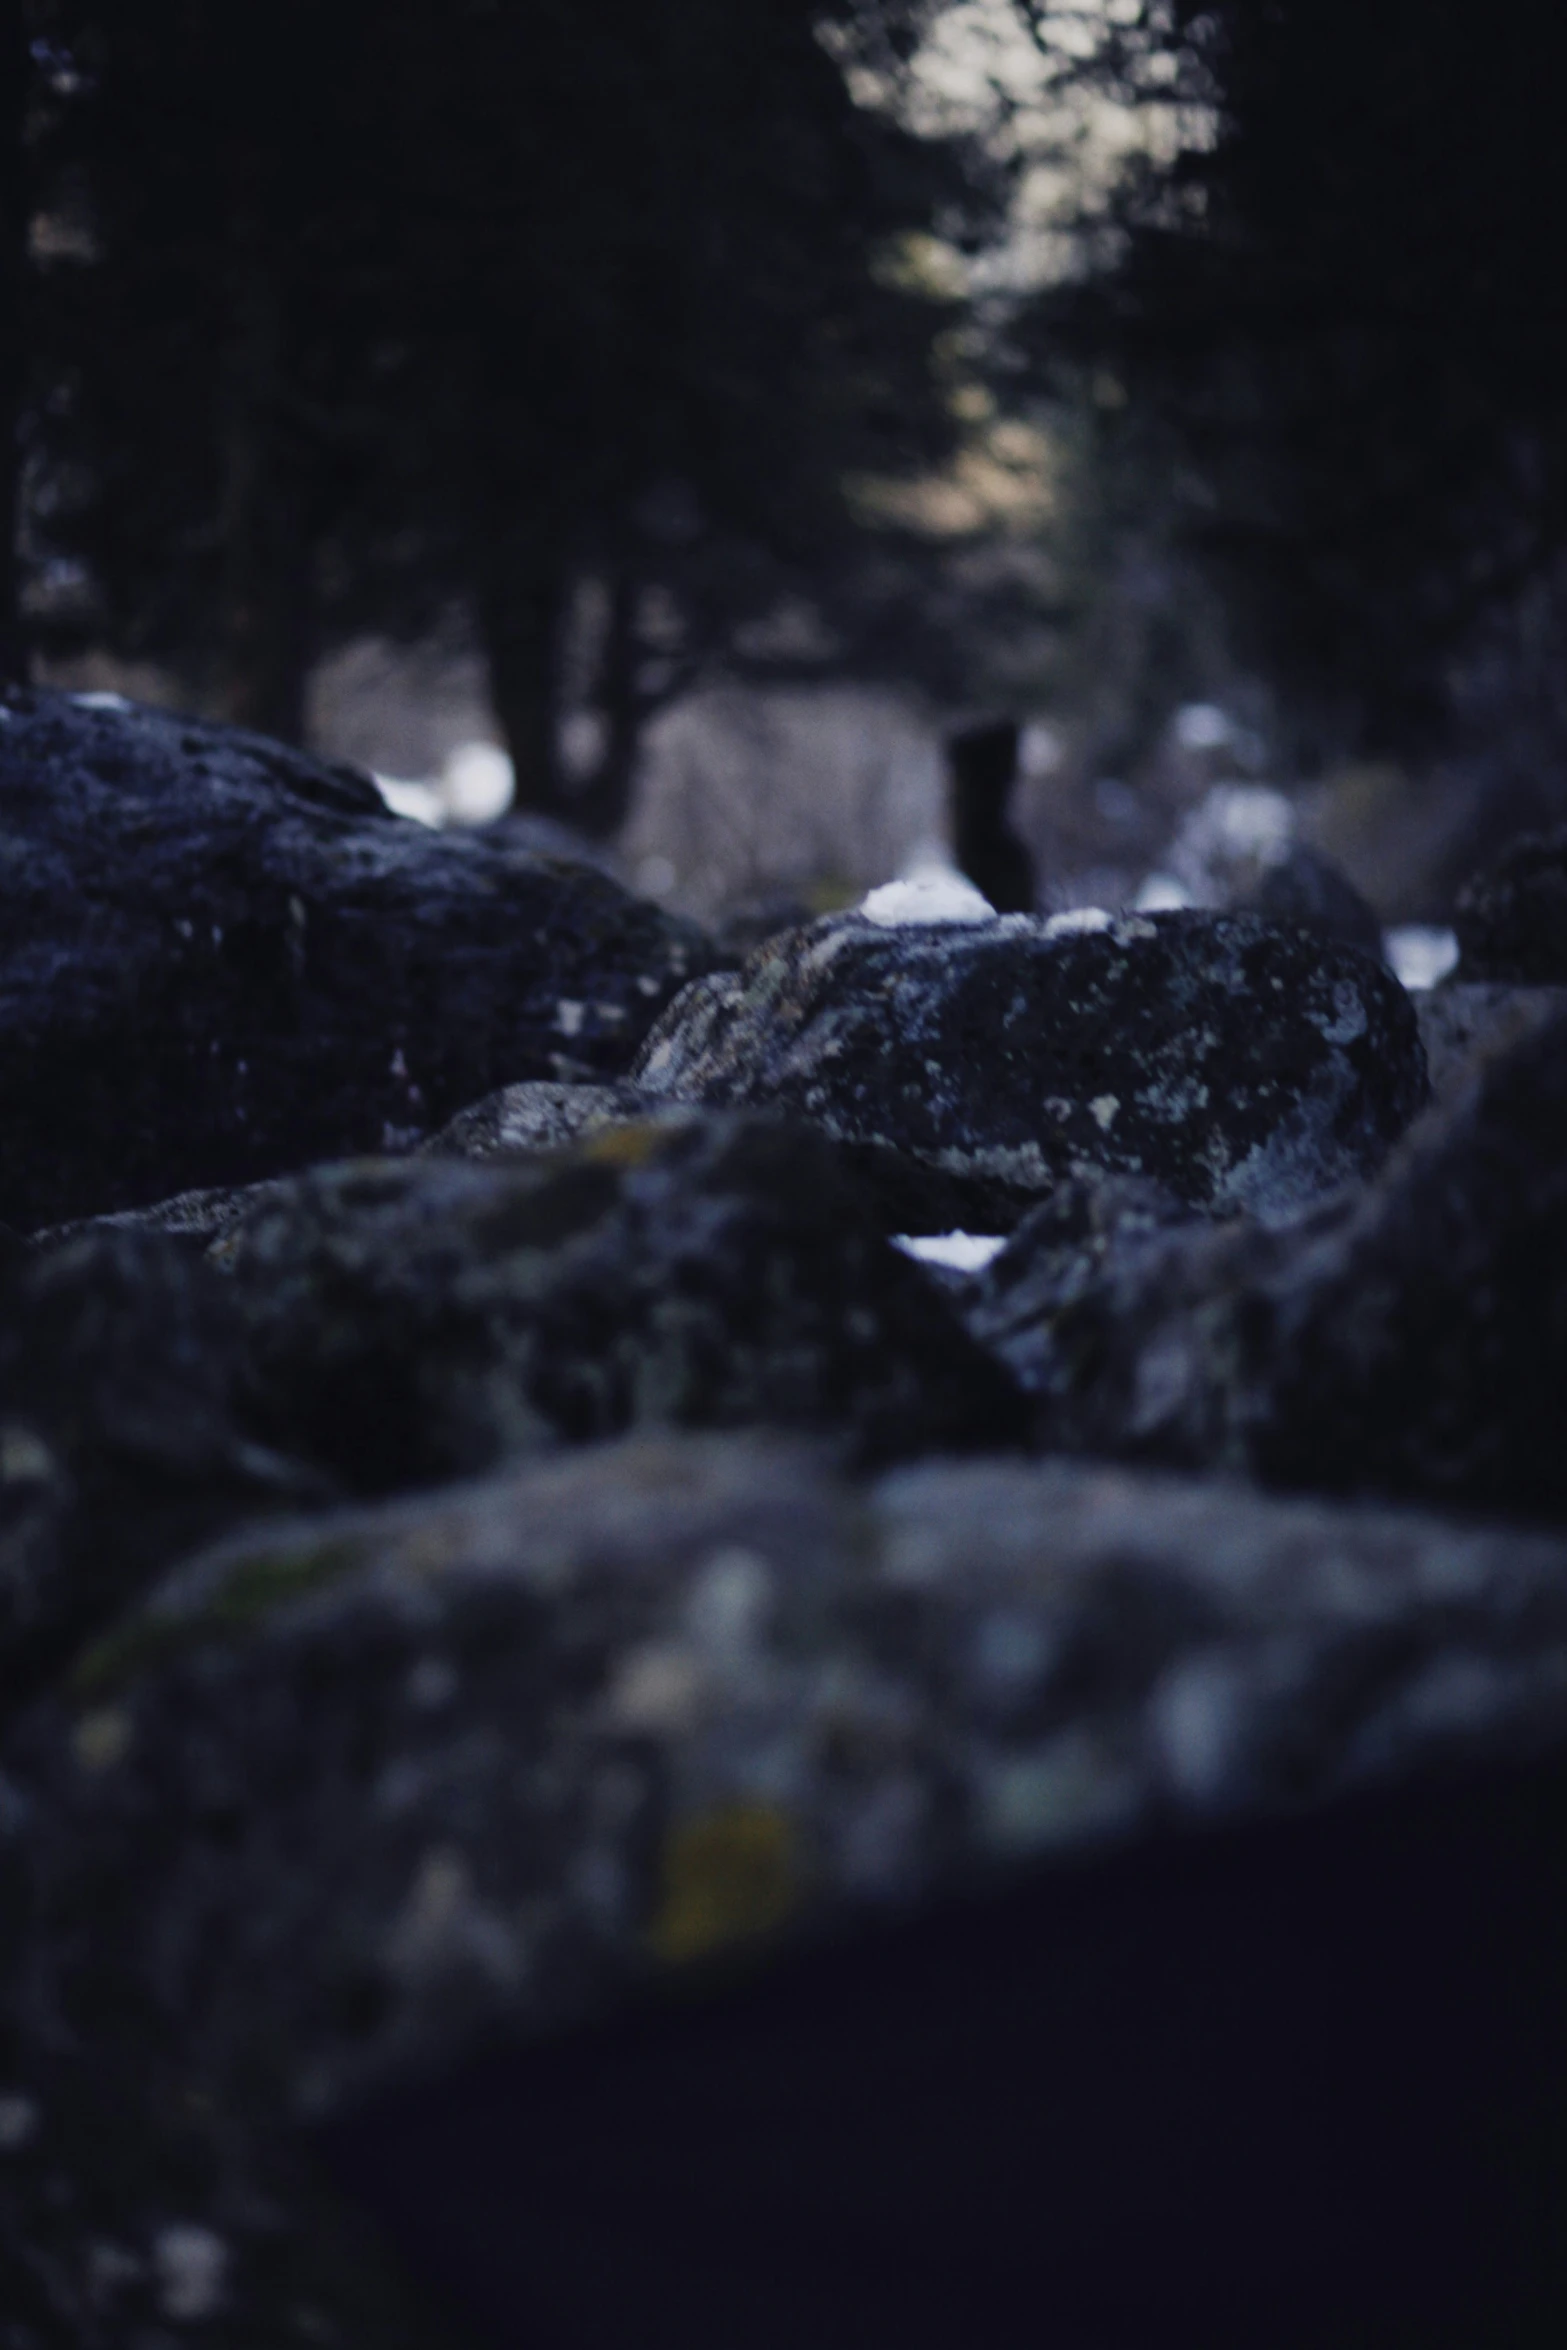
{"left": 19, "top": 0, "right": 992, "bottom": 823}
{"left": 1010, "top": 0, "right": 1567, "bottom": 774}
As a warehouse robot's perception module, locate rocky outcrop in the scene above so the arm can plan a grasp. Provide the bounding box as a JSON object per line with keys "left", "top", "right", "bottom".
{"left": 1155, "top": 785, "right": 1386, "bottom": 957}
{"left": 632, "top": 908, "right": 1427, "bottom": 1227}
{"left": 5, "top": 1432, "right": 1567, "bottom": 2344}
{"left": 423, "top": 1076, "right": 675, "bottom": 1159}
{"left": 1414, "top": 979, "right": 1567, "bottom": 1096}
{"left": 218, "top": 1115, "right": 1025, "bottom": 1488}
{"left": 964, "top": 1005, "right": 1567, "bottom": 1517}
{"left": 0, "top": 1228, "right": 327, "bottom": 1722}
{"left": 0, "top": 690, "right": 715, "bottom": 1229}
{"left": 1240, "top": 841, "right": 1386, "bottom": 959}
{"left": 3, "top": 1114, "right": 1021, "bottom": 1710}
{"left": 422, "top": 1076, "right": 1031, "bottom": 1236}
{"left": 1454, "top": 824, "right": 1567, "bottom": 981}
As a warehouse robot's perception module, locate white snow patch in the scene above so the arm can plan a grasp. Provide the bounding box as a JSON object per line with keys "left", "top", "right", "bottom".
{"left": 1174, "top": 702, "right": 1232, "bottom": 751}
{"left": 1135, "top": 872, "right": 1192, "bottom": 913}
{"left": 892, "top": 1231, "right": 1007, "bottom": 1273}
{"left": 71, "top": 690, "right": 133, "bottom": 712}
{"left": 860, "top": 865, "right": 995, "bottom": 927}
{"left": 1384, "top": 925, "right": 1459, "bottom": 992}
{"left": 373, "top": 773, "right": 445, "bottom": 827}
{"left": 441, "top": 739, "right": 514, "bottom": 824}
{"left": 1042, "top": 905, "right": 1113, "bottom": 939}
{"left": 1209, "top": 783, "right": 1293, "bottom": 861}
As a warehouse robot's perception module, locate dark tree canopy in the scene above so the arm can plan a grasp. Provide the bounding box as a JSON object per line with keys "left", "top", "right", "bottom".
{"left": 19, "top": 0, "right": 976, "bottom": 824}
{"left": 1020, "top": 0, "right": 1567, "bottom": 763}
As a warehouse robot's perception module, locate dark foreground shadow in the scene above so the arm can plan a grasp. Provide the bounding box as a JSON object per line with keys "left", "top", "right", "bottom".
{"left": 315, "top": 1749, "right": 1567, "bottom": 2348}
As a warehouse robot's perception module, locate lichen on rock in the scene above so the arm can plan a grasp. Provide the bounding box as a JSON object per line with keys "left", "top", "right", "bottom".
{"left": 631, "top": 906, "right": 1428, "bottom": 1226}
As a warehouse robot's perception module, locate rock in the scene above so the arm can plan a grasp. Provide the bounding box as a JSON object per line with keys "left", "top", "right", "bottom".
{"left": 0, "top": 1229, "right": 326, "bottom": 1723}
{"left": 1454, "top": 824, "right": 1567, "bottom": 981}
{"left": 1154, "top": 786, "right": 1386, "bottom": 958}
{"left": 1414, "top": 979, "right": 1567, "bottom": 1098}
{"left": 218, "top": 1116, "right": 1026, "bottom": 1489}
{"left": 0, "top": 689, "right": 715, "bottom": 1229}
{"left": 425, "top": 1075, "right": 1036, "bottom": 1237}
{"left": 962, "top": 1170, "right": 1204, "bottom": 1384}
{"left": 969, "top": 1005, "right": 1567, "bottom": 1516}
{"left": 1240, "top": 842, "right": 1387, "bottom": 961}
{"left": 631, "top": 908, "right": 1428, "bottom": 1226}
{"left": 423, "top": 1076, "right": 677, "bottom": 1159}
{"left": 7, "top": 1432, "right": 1567, "bottom": 2343}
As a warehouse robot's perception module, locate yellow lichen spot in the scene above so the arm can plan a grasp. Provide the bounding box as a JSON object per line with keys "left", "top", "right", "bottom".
{"left": 74, "top": 1708, "right": 132, "bottom": 1772}
{"left": 648, "top": 1804, "right": 800, "bottom": 1964}
{"left": 582, "top": 1122, "right": 672, "bottom": 1171}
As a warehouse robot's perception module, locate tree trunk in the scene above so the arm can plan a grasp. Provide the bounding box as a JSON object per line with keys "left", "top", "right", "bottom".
{"left": 477, "top": 515, "right": 568, "bottom": 819}
{"left": 0, "top": 0, "right": 28, "bottom": 686}
{"left": 570, "top": 556, "right": 643, "bottom": 839}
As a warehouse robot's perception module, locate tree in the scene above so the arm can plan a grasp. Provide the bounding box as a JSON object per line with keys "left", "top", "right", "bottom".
{"left": 22, "top": 0, "right": 976, "bottom": 824}
{"left": 0, "top": 0, "right": 26, "bottom": 680}
{"left": 1015, "top": 0, "right": 1567, "bottom": 766}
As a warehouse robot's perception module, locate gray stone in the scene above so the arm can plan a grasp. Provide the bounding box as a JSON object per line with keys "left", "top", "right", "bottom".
{"left": 1240, "top": 842, "right": 1386, "bottom": 961}
{"left": 1413, "top": 980, "right": 1567, "bottom": 1098}
{"left": 423, "top": 1077, "right": 680, "bottom": 1159}
{"left": 218, "top": 1115, "right": 1026, "bottom": 1489}
{"left": 6, "top": 1432, "right": 1566, "bottom": 2341}
{"left": 966, "top": 1004, "right": 1567, "bottom": 1516}
{"left": 0, "top": 689, "right": 715, "bottom": 1230}
{"left": 1454, "top": 824, "right": 1567, "bottom": 982}
{"left": 631, "top": 907, "right": 1427, "bottom": 1226}
{"left": 0, "top": 1228, "right": 327, "bottom": 1725}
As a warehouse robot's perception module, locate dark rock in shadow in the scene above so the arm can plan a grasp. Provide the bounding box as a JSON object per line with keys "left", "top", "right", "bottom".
{"left": 1455, "top": 823, "right": 1567, "bottom": 981}
{"left": 1241, "top": 841, "right": 1386, "bottom": 960}
{"left": 220, "top": 1115, "right": 1027, "bottom": 1487}
{"left": 9, "top": 1434, "right": 1567, "bottom": 2346}
{"left": 965, "top": 1002, "right": 1567, "bottom": 1517}
{"left": 0, "top": 689, "right": 714, "bottom": 1230}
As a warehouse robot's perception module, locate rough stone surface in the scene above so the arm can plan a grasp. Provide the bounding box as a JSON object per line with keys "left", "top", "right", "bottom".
{"left": 965, "top": 1006, "right": 1567, "bottom": 1516}
{"left": 631, "top": 909, "right": 1427, "bottom": 1226}
{"left": 0, "top": 689, "right": 715, "bottom": 1230}
{"left": 218, "top": 1116, "right": 1025, "bottom": 1488}
{"left": 0, "top": 1229, "right": 326, "bottom": 1724}
{"left": 5, "top": 1432, "right": 1567, "bottom": 2344}
{"left": 424, "top": 1077, "right": 1030, "bottom": 1236}
{"left": 1454, "top": 824, "right": 1567, "bottom": 981}
{"left": 1239, "top": 842, "right": 1387, "bottom": 961}
{"left": 1413, "top": 979, "right": 1567, "bottom": 1098}
{"left": 963, "top": 1170, "right": 1204, "bottom": 1372}
{"left": 423, "top": 1077, "right": 670, "bottom": 1159}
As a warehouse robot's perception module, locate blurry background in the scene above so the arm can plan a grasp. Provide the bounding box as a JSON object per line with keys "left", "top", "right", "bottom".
{"left": 7, "top": 0, "right": 1567, "bottom": 930}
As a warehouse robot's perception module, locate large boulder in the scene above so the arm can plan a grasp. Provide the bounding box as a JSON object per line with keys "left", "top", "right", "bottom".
{"left": 421, "top": 1076, "right": 1019, "bottom": 1237}
{"left": 1, "top": 1114, "right": 1021, "bottom": 1713}
{"left": 966, "top": 1005, "right": 1567, "bottom": 1516}
{"left": 0, "top": 689, "right": 715, "bottom": 1229}
{"left": 1413, "top": 979, "right": 1567, "bottom": 1098}
{"left": 631, "top": 908, "right": 1427, "bottom": 1227}
{"left": 1154, "top": 785, "right": 1386, "bottom": 957}
{"left": 6, "top": 1434, "right": 1567, "bottom": 2344}
{"left": 1454, "top": 824, "right": 1567, "bottom": 981}
{"left": 0, "top": 1228, "right": 326, "bottom": 1724}
{"left": 217, "top": 1114, "right": 1025, "bottom": 1486}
